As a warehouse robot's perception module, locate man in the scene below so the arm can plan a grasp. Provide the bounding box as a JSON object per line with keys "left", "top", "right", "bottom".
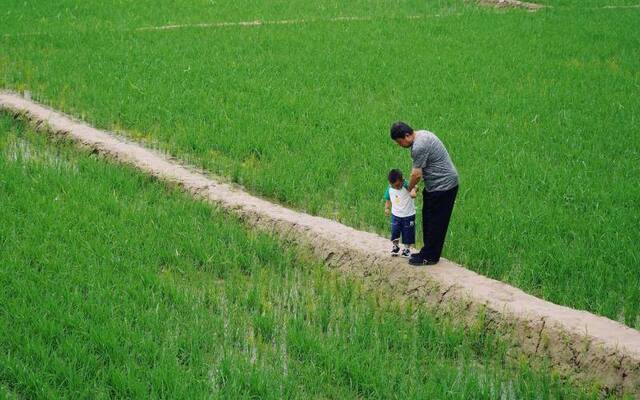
{"left": 390, "top": 121, "right": 459, "bottom": 266}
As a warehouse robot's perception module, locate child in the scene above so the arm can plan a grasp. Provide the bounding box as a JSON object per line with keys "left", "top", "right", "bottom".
{"left": 384, "top": 169, "right": 417, "bottom": 257}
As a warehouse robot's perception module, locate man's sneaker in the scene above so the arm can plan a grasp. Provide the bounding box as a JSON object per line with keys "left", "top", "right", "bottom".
{"left": 390, "top": 244, "right": 401, "bottom": 257}
{"left": 408, "top": 254, "right": 438, "bottom": 266}
{"left": 401, "top": 248, "right": 411, "bottom": 258}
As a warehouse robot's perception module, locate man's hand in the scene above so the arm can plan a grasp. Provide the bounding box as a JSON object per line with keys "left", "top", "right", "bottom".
{"left": 385, "top": 208, "right": 390, "bottom": 216}
{"left": 410, "top": 188, "right": 417, "bottom": 198}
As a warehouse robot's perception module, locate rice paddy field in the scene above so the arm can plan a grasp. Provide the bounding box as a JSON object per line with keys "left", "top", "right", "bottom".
{"left": 0, "top": 0, "right": 639, "bottom": 397}
{"left": 0, "top": 116, "right": 602, "bottom": 398}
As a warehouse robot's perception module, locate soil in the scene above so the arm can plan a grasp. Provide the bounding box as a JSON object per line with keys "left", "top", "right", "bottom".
{"left": 478, "top": 0, "right": 544, "bottom": 11}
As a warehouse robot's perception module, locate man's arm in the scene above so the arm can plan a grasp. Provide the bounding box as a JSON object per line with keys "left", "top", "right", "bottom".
{"left": 407, "top": 168, "right": 422, "bottom": 192}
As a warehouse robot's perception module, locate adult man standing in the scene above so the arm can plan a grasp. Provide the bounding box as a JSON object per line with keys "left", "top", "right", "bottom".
{"left": 390, "top": 121, "right": 459, "bottom": 266}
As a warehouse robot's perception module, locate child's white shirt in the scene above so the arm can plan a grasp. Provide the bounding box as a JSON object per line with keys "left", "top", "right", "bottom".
{"left": 384, "top": 181, "right": 416, "bottom": 218}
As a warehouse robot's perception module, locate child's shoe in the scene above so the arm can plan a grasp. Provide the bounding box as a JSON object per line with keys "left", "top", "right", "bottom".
{"left": 401, "top": 248, "right": 411, "bottom": 258}
{"left": 390, "top": 243, "right": 401, "bottom": 256}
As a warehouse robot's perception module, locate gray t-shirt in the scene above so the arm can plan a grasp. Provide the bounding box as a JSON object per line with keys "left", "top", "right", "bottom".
{"left": 411, "top": 130, "right": 459, "bottom": 192}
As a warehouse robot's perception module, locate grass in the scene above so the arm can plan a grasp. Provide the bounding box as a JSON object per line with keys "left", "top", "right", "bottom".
{"left": 0, "top": 115, "right": 604, "bottom": 398}
{"left": 0, "top": 1, "right": 638, "bottom": 331}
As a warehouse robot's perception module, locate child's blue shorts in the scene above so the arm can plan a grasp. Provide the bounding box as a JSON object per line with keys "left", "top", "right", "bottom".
{"left": 390, "top": 214, "right": 416, "bottom": 244}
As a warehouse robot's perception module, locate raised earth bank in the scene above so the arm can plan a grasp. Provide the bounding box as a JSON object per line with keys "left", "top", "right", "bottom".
{"left": 478, "top": 0, "right": 544, "bottom": 11}
{"left": 1, "top": 91, "right": 638, "bottom": 396}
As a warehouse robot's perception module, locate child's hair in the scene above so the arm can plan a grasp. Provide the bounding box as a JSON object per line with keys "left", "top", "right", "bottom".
{"left": 388, "top": 169, "right": 403, "bottom": 184}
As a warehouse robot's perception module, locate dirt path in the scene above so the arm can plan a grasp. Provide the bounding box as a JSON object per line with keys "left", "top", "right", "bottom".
{"left": 1, "top": 91, "right": 638, "bottom": 396}
{"left": 478, "top": 0, "right": 544, "bottom": 11}
{"left": 2, "top": 13, "right": 458, "bottom": 38}
{"left": 134, "top": 14, "right": 446, "bottom": 32}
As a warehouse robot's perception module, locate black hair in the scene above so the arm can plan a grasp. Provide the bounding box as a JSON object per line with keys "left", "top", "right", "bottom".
{"left": 389, "top": 121, "right": 414, "bottom": 140}
{"left": 388, "top": 169, "right": 403, "bottom": 184}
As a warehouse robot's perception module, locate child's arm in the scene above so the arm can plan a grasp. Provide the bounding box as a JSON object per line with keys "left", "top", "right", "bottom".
{"left": 384, "top": 187, "right": 391, "bottom": 216}
{"left": 404, "top": 179, "right": 417, "bottom": 198}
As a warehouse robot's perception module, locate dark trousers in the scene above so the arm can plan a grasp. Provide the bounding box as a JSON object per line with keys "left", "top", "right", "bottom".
{"left": 420, "top": 185, "right": 458, "bottom": 262}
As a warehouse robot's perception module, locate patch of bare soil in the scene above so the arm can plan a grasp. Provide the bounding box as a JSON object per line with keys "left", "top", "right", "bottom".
{"left": 478, "top": 0, "right": 544, "bottom": 11}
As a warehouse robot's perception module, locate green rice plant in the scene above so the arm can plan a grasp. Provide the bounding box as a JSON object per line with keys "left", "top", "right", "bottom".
{"left": 0, "top": 1, "right": 638, "bottom": 329}
{"left": 0, "top": 115, "right": 602, "bottom": 398}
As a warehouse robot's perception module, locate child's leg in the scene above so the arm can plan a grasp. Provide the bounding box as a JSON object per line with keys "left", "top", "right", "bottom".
{"left": 401, "top": 215, "right": 417, "bottom": 256}
{"left": 390, "top": 215, "right": 401, "bottom": 256}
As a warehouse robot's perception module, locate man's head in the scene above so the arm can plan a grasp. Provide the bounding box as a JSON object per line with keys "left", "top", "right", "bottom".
{"left": 388, "top": 169, "right": 404, "bottom": 189}
{"left": 390, "top": 121, "right": 415, "bottom": 148}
